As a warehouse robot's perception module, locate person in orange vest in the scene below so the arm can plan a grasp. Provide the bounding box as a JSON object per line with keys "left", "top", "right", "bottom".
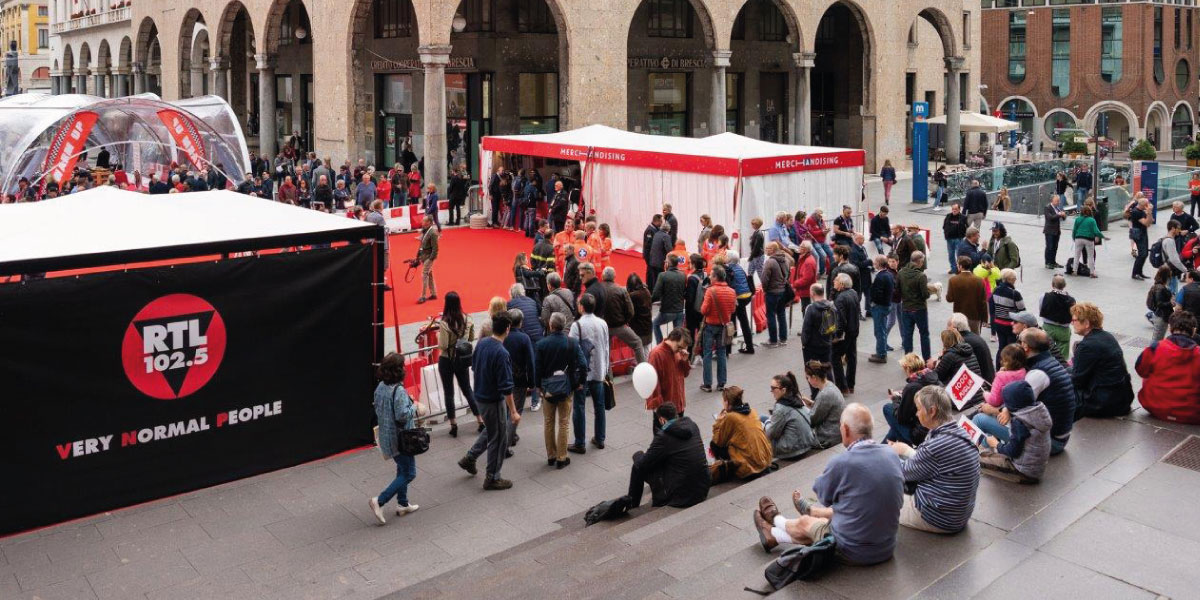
{"left": 553, "top": 219, "right": 576, "bottom": 275}
{"left": 701, "top": 225, "right": 727, "bottom": 273}
{"left": 1189, "top": 172, "right": 1200, "bottom": 217}
{"left": 573, "top": 230, "right": 597, "bottom": 265}
{"left": 669, "top": 240, "right": 692, "bottom": 276}
{"left": 592, "top": 223, "right": 614, "bottom": 272}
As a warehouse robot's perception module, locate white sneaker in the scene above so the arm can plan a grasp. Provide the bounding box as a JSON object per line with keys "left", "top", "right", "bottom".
{"left": 395, "top": 503, "right": 420, "bottom": 516}
{"left": 531, "top": 400, "right": 541, "bottom": 412}
{"left": 369, "top": 497, "right": 386, "bottom": 525}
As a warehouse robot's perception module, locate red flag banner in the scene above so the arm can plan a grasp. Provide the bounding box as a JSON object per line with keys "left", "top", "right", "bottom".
{"left": 156, "top": 109, "right": 207, "bottom": 170}
{"left": 41, "top": 110, "right": 99, "bottom": 186}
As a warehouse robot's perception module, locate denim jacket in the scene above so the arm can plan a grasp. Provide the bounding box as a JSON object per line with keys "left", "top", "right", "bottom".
{"left": 374, "top": 382, "right": 415, "bottom": 458}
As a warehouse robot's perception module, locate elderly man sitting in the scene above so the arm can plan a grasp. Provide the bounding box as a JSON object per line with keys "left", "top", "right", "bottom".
{"left": 887, "top": 386, "right": 981, "bottom": 533}
{"left": 753, "top": 403, "right": 903, "bottom": 565}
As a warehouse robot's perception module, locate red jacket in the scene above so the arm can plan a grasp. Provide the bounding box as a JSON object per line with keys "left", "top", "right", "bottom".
{"left": 1183, "top": 236, "right": 1200, "bottom": 269}
{"left": 647, "top": 342, "right": 691, "bottom": 412}
{"left": 1135, "top": 335, "right": 1200, "bottom": 425}
{"left": 700, "top": 281, "right": 737, "bottom": 325}
{"left": 791, "top": 253, "right": 818, "bottom": 299}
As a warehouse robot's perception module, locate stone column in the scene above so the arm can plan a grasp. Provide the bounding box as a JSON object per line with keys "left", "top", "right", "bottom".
{"left": 419, "top": 45, "right": 451, "bottom": 196}
{"left": 75, "top": 69, "right": 88, "bottom": 95}
{"left": 793, "top": 52, "right": 814, "bottom": 145}
{"left": 945, "top": 57, "right": 964, "bottom": 164}
{"left": 132, "top": 63, "right": 145, "bottom": 95}
{"left": 710, "top": 50, "right": 731, "bottom": 135}
{"left": 256, "top": 54, "right": 277, "bottom": 159}
{"left": 190, "top": 65, "right": 205, "bottom": 97}
{"left": 94, "top": 71, "right": 107, "bottom": 97}
{"left": 209, "top": 56, "right": 228, "bottom": 100}
{"left": 115, "top": 69, "right": 129, "bottom": 97}
{"left": 50, "top": 75, "right": 60, "bottom": 95}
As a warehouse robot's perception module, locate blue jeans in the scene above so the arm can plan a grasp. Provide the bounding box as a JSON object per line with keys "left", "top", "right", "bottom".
{"left": 870, "top": 305, "right": 890, "bottom": 356}
{"left": 900, "top": 308, "right": 931, "bottom": 359}
{"left": 812, "top": 243, "right": 833, "bottom": 274}
{"left": 946, "top": 238, "right": 962, "bottom": 272}
{"left": 765, "top": 292, "right": 788, "bottom": 343}
{"left": 872, "top": 238, "right": 886, "bottom": 254}
{"left": 572, "top": 380, "right": 605, "bottom": 446}
{"left": 377, "top": 453, "right": 417, "bottom": 507}
{"left": 971, "top": 413, "right": 1011, "bottom": 443}
{"left": 702, "top": 324, "right": 727, "bottom": 387}
{"left": 933, "top": 185, "right": 946, "bottom": 208}
{"left": 1075, "top": 187, "right": 1089, "bottom": 206}
{"left": 882, "top": 403, "right": 914, "bottom": 444}
{"left": 1169, "top": 276, "right": 1181, "bottom": 295}
{"left": 886, "top": 302, "right": 900, "bottom": 338}
{"left": 653, "top": 310, "right": 684, "bottom": 344}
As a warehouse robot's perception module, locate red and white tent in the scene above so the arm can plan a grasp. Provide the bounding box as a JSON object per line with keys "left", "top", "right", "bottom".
{"left": 480, "top": 125, "right": 865, "bottom": 253}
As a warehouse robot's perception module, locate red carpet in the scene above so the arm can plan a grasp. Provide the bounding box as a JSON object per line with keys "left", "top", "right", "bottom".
{"left": 385, "top": 227, "right": 645, "bottom": 327}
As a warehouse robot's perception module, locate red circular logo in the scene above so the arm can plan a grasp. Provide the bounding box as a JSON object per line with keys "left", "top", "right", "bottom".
{"left": 121, "top": 294, "right": 226, "bottom": 399}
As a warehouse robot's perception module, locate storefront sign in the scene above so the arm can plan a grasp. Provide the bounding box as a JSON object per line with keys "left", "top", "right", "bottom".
{"left": 628, "top": 56, "right": 711, "bottom": 69}
{"left": 371, "top": 57, "right": 476, "bottom": 71}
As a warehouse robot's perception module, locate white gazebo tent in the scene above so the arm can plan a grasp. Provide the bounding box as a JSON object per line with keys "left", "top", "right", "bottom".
{"left": 480, "top": 125, "right": 865, "bottom": 253}
{"left": 924, "top": 111, "right": 1020, "bottom": 133}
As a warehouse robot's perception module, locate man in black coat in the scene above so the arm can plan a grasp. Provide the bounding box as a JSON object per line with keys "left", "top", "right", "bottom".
{"left": 1070, "top": 304, "right": 1134, "bottom": 419}
{"left": 831, "top": 273, "right": 860, "bottom": 393}
{"left": 1043, "top": 194, "right": 1067, "bottom": 268}
{"left": 662, "top": 203, "right": 680, "bottom": 247}
{"left": 625, "top": 403, "right": 710, "bottom": 509}
{"left": 963, "top": 179, "right": 989, "bottom": 231}
{"left": 643, "top": 214, "right": 663, "bottom": 287}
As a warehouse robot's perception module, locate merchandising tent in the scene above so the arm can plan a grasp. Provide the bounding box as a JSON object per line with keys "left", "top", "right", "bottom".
{"left": 0, "top": 188, "right": 382, "bottom": 536}
{"left": 0, "top": 93, "right": 250, "bottom": 195}
{"left": 924, "top": 111, "right": 1020, "bottom": 133}
{"left": 480, "top": 125, "right": 864, "bottom": 253}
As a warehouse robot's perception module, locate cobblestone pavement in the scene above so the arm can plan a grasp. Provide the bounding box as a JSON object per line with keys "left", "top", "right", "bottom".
{"left": 3, "top": 177, "right": 1199, "bottom": 600}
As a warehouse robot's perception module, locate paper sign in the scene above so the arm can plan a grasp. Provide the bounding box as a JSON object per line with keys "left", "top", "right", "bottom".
{"left": 956, "top": 416, "right": 984, "bottom": 445}
{"left": 946, "top": 364, "right": 984, "bottom": 410}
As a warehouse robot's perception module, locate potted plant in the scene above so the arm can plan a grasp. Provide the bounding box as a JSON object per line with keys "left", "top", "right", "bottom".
{"left": 1062, "top": 140, "right": 1088, "bottom": 157}
{"left": 1186, "top": 143, "right": 1200, "bottom": 167}
{"left": 1129, "top": 139, "right": 1158, "bottom": 161}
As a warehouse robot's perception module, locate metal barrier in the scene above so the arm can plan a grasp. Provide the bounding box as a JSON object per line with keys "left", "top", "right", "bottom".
{"left": 468, "top": 184, "right": 484, "bottom": 215}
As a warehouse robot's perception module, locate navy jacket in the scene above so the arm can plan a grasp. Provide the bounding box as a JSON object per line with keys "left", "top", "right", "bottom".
{"left": 472, "top": 337, "right": 514, "bottom": 403}
{"left": 1027, "top": 351, "right": 1075, "bottom": 447}
{"left": 535, "top": 331, "right": 587, "bottom": 392}
{"left": 503, "top": 330, "right": 537, "bottom": 389}
{"left": 507, "top": 296, "right": 545, "bottom": 345}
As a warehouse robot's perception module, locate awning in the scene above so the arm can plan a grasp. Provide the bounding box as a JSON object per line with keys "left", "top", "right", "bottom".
{"left": 0, "top": 187, "right": 379, "bottom": 274}
{"left": 923, "top": 112, "right": 1020, "bottom": 133}
{"left": 481, "top": 125, "right": 864, "bottom": 177}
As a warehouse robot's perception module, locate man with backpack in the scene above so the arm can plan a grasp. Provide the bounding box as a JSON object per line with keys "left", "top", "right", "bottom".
{"left": 831, "top": 273, "right": 860, "bottom": 394}
{"left": 800, "top": 283, "right": 837, "bottom": 381}
{"left": 1152, "top": 220, "right": 1189, "bottom": 292}
{"left": 986, "top": 222, "right": 1021, "bottom": 271}
{"left": 535, "top": 313, "right": 586, "bottom": 469}
{"left": 568, "top": 293, "right": 610, "bottom": 454}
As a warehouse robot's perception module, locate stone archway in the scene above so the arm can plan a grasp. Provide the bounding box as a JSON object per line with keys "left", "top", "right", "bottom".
{"left": 728, "top": 0, "right": 803, "bottom": 142}
{"left": 347, "top": 0, "right": 422, "bottom": 164}
{"left": 263, "top": 0, "right": 314, "bottom": 154}
{"left": 625, "top": 0, "right": 718, "bottom": 137}
{"left": 215, "top": 1, "right": 255, "bottom": 129}
{"left": 96, "top": 39, "right": 112, "bottom": 97}
{"left": 61, "top": 45, "right": 74, "bottom": 93}
{"left": 177, "top": 9, "right": 207, "bottom": 98}
{"left": 812, "top": 0, "right": 874, "bottom": 168}
{"left": 77, "top": 42, "right": 92, "bottom": 95}
{"left": 916, "top": 6, "right": 965, "bottom": 163}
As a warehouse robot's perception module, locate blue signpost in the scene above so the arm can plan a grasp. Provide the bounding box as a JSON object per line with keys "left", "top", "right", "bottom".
{"left": 912, "top": 102, "right": 929, "bottom": 204}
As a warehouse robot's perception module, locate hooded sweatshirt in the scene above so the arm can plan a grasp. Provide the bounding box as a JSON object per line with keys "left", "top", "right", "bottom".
{"left": 766, "top": 395, "right": 818, "bottom": 460}
{"left": 996, "top": 379, "right": 1052, "bottom": 480}
{"left": 633, "top": 416, "right": 711, "bottom": 508}
{"left": 711, "top": 403, "right": 773, "bottom": 478}
{"left": 934, "top": 342, "right": 986, "bottom": 406}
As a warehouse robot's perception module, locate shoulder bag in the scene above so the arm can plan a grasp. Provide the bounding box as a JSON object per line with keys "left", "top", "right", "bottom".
{"left": 716, "top": 289, "right": 737, "bottom": 346}
{"left": 393, "top": 386, "right": 430, "bottom": 455}
{"left": 603, "top": 373, "right": 616, "bottom": 411}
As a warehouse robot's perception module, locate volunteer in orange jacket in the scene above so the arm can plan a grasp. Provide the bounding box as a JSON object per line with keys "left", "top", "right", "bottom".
{"left": 553, "top": 220, "right": 576, "bottom": 275}
{"left": 592, "top": 223, "right": 614, "bottom": 272}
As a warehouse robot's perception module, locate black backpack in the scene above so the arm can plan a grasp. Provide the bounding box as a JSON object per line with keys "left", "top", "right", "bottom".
{"left": 1149, "top": 239, "right": 1166, "bottom": 269}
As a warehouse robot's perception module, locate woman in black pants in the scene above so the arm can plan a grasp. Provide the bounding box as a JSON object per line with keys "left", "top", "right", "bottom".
{"left": 436, "top": 293, "right": 481, "bottom": 437}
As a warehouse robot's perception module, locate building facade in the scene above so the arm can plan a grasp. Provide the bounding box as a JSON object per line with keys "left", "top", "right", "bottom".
{"left": 48, "top": 0, "right": 982, "bottom": 190}
{"left": 1, "top": 0, "right": 50, "bottom": 93}
{"left": 982, "top": 0, "right": 1200, "bottom": 153}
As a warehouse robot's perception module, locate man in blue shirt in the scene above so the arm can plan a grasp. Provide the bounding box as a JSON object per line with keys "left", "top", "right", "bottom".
{"left": 767, "top": 211, "right": 792, "bottom": 249}
{"left": 753, "top": 403, "right": 903, "bottom": 565}
{"left": 458, "top": 312, "right": 521, "bottom": 490}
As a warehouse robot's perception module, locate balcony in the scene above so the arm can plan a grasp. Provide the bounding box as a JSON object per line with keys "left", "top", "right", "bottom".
{"left": 51, "top": 6, "right": 130, "bottom": 35}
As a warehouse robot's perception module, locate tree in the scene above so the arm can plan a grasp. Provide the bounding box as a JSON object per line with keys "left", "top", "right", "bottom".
{"left": 1129, "top": 139, "right": 1158, "bottom": 161}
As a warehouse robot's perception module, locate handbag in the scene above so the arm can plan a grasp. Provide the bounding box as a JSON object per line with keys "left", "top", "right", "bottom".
{"left": 603, "top": 374, "right": 616, "bottom": 411}
{"left": 392, "top": 386, "right": 430, "bottom": 455}
{"left": 541, "top": 371, "right": 572, "bottom": 400}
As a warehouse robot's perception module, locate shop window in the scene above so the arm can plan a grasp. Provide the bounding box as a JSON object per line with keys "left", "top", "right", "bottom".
{"left": 278, "top": 2, "right": 310, "bottom": 47}
{"left": 519, "top": 72, "right": 558, "bottom": 134}
{"left": 1008, "top": 11, "right": 1026, "bottom": 84}
{"left": 1173, "top": 105, "right": 1194, "bottom": 149}
{"left": 460, "top": 0, "right": 494, "bottom": 33}
{"left": 38, "top": 28, "right": 48, "bottom": 49}
{"left": 648, "top": 72, "right": 689, "bottom": 136}
{"left": 648, "top": 0, "right": 692, "bottom": 39}
{"left": 1043, "top": 111, "right": 1076, "bottom": 138}
{"left": 963, "top": 11, "right": 971, "bottom": 49}
{"left": 1177, "top": 59, "right": 1190, "bottom": 92}
{"left": 374, "top": 0, "right": 414, "bottom": 39}
{"left": 1101, "top": 7, "right": 1122, "bottom": 83}
{"left": 1176, "top": 8, "right": 1182, "bottom": 49}
{"left": 1155, "top": 7, "right": 1165, "bottom": 85}
{"left": 759, "top": 1, "right": 787, "bottom": 42}
{"left": 725, "top": 72, "right": 740, "bottom": 133}
{"left": 1051, "top": 9, "right": 1070, "bottom": 97}
{"left": 517, "top": 0, "right": 556, "bottom": 33}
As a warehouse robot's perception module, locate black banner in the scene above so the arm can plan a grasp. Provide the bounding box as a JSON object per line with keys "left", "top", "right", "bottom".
{"left": 0, "top": 245, "right": 375, "bottom": 536}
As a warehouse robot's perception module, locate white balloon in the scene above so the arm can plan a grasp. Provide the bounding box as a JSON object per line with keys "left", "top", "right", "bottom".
{"left": 631, "top": 362, "right": 658, "bottom": 400}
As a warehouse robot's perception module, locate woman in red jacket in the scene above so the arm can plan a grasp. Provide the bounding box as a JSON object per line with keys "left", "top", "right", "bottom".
{"left": 406, "top": 164, "right": 422, "bottom": 205}
{"left": 1135, "top": 311, "right": 1200, "bottom": 424}
{"left": 790, "top": 242, "right": 818, "bottom": 312}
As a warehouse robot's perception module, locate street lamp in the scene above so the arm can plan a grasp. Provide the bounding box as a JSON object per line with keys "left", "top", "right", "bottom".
{"left": 452, "top": 14, "right": 467, "bottom": 33}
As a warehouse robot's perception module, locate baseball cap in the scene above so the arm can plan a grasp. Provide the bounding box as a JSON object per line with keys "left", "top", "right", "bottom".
{"left": 1011, "top": 312, "right": 1039, "bottom": 328}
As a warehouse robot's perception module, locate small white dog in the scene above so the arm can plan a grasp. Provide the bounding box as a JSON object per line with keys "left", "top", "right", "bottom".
{"left": 927, "top": 281, "right": 944, "bottom": 301}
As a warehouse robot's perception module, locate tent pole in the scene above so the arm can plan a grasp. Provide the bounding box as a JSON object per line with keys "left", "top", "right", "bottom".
{"left": 387, "top": 259, "right": 402, "bottom": 353}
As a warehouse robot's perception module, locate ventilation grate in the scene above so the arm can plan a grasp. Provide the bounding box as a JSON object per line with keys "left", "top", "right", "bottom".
{"left": 1162, "top": 436, "right": 1200, "bottom": 473}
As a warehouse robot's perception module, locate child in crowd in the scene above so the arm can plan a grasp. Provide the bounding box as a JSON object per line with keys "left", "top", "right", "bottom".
{"left": 978, "top": 373, "right": 1053, "bottom": 484}
{"left": 972, "top": 344, "right": 1027, "bottom": 440}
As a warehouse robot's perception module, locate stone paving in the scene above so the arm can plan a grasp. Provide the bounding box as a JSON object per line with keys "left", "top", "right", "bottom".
{"left": 3, "top": 176, "right": 1200, "bottom": 599}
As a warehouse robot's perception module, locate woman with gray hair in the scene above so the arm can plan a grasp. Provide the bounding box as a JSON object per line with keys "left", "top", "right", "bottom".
{"left": 721, "top": 251, "right": 756, "bottom": 354}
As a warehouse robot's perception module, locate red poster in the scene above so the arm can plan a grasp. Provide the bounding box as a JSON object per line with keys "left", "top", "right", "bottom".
{"left": 41, "top": 110, "right": 99, "bottom": 186}
{"left": 156, "top": 109, "right": 207, "bottom": 170}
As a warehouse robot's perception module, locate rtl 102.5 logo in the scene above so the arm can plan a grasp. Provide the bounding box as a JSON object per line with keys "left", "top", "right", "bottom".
{"left": 121, "top": 294, "right": 227, "bottom": 399}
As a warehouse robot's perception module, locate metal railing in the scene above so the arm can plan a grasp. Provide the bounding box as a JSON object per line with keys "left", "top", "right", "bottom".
{"left": 51, "top": 6, "right": 130, "bottom": 34}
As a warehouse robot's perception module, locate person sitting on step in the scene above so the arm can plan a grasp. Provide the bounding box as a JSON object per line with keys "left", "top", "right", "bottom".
{"left": 709, "top": 386, "right": 773, "bottom": 483}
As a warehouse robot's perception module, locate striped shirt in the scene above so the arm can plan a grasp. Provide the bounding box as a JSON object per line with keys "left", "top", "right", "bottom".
{"left": 989, "top": 283, "right": 1025, "bottom": 325}
{"left": 901, "top": 422, "right": 980, "bottom": 532}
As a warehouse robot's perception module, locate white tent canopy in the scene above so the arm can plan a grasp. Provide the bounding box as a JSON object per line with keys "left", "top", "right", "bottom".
{"left": 0, "top": 188, "right": 375, "bottom": 270}
{"left": 481, "top": 125, "right": 865, "bottom": 253}
{"left": 924, "top": 111, "right": 1020, "bottom": 133}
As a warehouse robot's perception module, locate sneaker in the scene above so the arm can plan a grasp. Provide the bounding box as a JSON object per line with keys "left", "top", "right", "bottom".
{"left": 716, "top": 385, "right": 726, "bottom": 392}
{"left": 416, "top": 297, "right": 426, "bottom": 304}
{"left": 887, "top": 345, "right": 895, "bottom": 351}
{"left": 511, "top": 433, "right": 520, "bottom": 446}
{"left": 868, "top": 354, "right": 887, "bottom": 364}
{"left": 699, "top": 385, "right": 713, "bottom": 393}
{"left": 738, "top": 346, "right": 755, "bottom": 354}
{"left": 483, "top": 477, "right": 513, "bottom": 490}
{"left": 780, "top": 340, "right": 788, "bottom": 346}
{"left": 395, "top": 504, "right": 419, "bottom": 516}
{"left": 457, "top": 455, "right": 477, "bottom": 476}
{"left": 753, "top": 510, "right": 778, "bottom": 552}
{"left": 428, "top": 294, "right": 437, "bottom": 301}
{"left": 368, "top": 497, "right": 386, "bottom": 525}
{"left": 505, "top": 448, "right": 514, "bottom": 458}
{"left": 531, "top": 399, "right": 541, "bottom": 412}
{"left": 567, "top": 444, "right": 586, "bottom": 454}
{"left": 762, "top": 341, "right": 780, "bottom": 349}
{"left": 556, "top": 458, "right": 571, "bottom": 469}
